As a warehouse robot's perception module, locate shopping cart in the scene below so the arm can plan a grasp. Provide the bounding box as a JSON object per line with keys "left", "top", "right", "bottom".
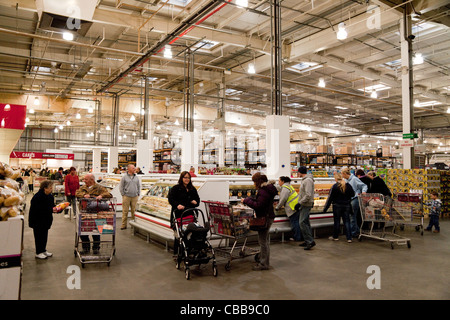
{"left": 203, "top": 200, "right": 260, "bottom": 271}
{"left": 391, "top": 193, "right": 424, "bottom": 235}
{"left": 358, "top": 193, "right": 411, "bottom": 249}
{"left": 74, "top": 198, "right": 117, "bottom": 267}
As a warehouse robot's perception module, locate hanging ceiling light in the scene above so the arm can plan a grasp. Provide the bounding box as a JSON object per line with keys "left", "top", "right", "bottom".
{"left": 54, "top": 128, "right": 58, "bottom": 133}
{"left": 88, "top": 106, "right": 93, "bottom": 113}
{"left": 413, "top": 52, "right": 424, "bottom": 65}
{"left": 63, "top": 32, "right": 74, "bottom": 41}
{"left": 66, "top": 120, "right": 71, "bottom": 126}
{"left": 447, "top": 107, "right": 450, "bottom": 114}
{"left": 29, "top": 108, "right": 35, "bottom": 114}
{"left": 247, "top": 63, "right": 256, "bottom": 74}
{"left": 59, "top": 125, "right": 64, "bottom": 130}
{"left": 174, "top": 119, "right": 180, "bottom": 125}
{"left": 164, "top": 45, "right": 172, "bottom": 59}
{"left": 370, "top": 90, "right": 378, "bottom": 99}
{"left": 414, "top": 99, "right": 421, "bottom": 107}
{"left": 318, "top": 78, "right": 326, "bottom": 88}
{"left": 76, "top": 113, "right": 81, "bottom": 119}
{"left": 130, "top": 114, "right": 136, "bottom": 121}
{"left": 34, "top": 97, "right": 40, "bottom": 106}
{"left": 336, "top": 22, "right": 348, "bottom": 40}
{"left": 25, "top": 117, "right": 30, "bottom": 123}
{"left": 106, "top": 125, "right": 111, "bottom": 131}
{"left": 236, "top": 0, "right": 248, "bottom": 8}
{"left": 132, "top": 132, "right": 136, "bottom": 136}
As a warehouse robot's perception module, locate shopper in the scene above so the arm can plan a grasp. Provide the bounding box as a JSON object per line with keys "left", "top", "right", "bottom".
{"left": 341, "top": 168, "right": 367, "bottom": 237}
{"left": 135, "top": 167, "right": 144, "bottom": 174}
{"left": 275, "top": 176, "right": 301, "bottom": 241}
{"left": 168, "top": 171, "right": 200, "bottom": 256}
{"left": 55, "top": 167, "right": 64, "bottom": 183}
{"left": 189, "top": 167, "right": 197, "bottom": 177}
{"left": 242, "top": 173, "right": 277, "bottom": 270}
{"left": 119, "top": 164, "right": 141, "bottom": 230}
{"left": 295, "top": 166, "right": 316, "bottom": 250}
{"left": 425, "top": 191, "right": 441, "bottom": 233}
{"left": 366, "top": 171, "right": 392, "bottom": 197}
{"left": 323, "top": 172, "right": 355, "bottom": 242}
{"left": 75, "top": 173, "right": 112, "bottom": 254}
{"left": 64, "top": 167, "right": 80, "bottom": 218}
{"left": 28, "top": 180, "right": 55, "bottom": 259}
{"left": 355, "top": 169, "right": 371, "bottom": 190}
{"left": 28, "top": 168, "right": 36, "bottom": 194}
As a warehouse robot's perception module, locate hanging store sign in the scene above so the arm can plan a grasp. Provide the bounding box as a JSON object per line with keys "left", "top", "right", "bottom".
{"left": 400, "top": 140, "right": 414, "bottom": 148}
{"left": 9, "top": 151, "right": 75, "bottom": 160}
{"left": 402, "top": 133, "right": 418, "bottom": 139}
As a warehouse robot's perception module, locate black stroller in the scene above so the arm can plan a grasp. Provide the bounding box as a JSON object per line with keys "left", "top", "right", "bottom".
{"left": 174, "top": 208, "right": 218, "bottom": 280}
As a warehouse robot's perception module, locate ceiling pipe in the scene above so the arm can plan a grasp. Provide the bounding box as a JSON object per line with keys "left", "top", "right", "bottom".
{"left": 97, "top": 0, "right": 232, "bottom": 93}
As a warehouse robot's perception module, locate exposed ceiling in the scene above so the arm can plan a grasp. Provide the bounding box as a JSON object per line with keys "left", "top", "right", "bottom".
{"left": 0, "top": 0, "right": 449, "bottom": 147}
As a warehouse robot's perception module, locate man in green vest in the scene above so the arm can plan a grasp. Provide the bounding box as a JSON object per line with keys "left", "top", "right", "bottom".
{"left": 275, "top": 176, "right": 302, "bottom": 241}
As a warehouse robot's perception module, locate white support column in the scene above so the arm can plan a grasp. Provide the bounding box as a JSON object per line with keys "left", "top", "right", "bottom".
{"left": 266, "top": 115, "right": 290, "bottom": 180}
{"left": 400, "top": 13, "right": 415, "bottom": 169}
{"left": 218, "top": 131, "right": 225, "bottom": 168}
{"left": 92, "top": 148, "right": 102, "bottom": 174}
{"left": 108, "top": 146, "right": 119, "bottom": 173}
{"left": 136, "top": 139, "right": 152, "bottom": 174}
{"left": 181, "top": 131, "right": 199, "bottom": 172}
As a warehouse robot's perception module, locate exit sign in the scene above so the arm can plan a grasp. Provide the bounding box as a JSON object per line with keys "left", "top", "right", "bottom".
{"left": 403, "top": 133, "right": 418, "bottom": 139}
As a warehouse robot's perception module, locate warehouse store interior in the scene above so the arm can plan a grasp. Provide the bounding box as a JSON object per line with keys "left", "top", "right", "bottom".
{"left": 0, "top": 0, "right": 449, "bottom": 301}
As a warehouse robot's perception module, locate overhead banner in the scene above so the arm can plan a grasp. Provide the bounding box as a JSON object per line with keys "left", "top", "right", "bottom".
{"left": 10, "top": 151, "right": 75, "bottom": 160}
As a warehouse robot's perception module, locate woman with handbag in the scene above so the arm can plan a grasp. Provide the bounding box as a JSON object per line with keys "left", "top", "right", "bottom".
{"left": 242, "top": 173, "right": 278, "bottom": 271}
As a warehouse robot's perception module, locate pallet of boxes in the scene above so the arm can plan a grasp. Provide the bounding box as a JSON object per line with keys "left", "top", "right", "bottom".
{"left": 386, "top": 169, "right": 441, "bottom": 218}
{"left": 440, "top": 170, "right": 450, "bottom": 218}
{"left": 0, "top": 162, "right": 26, "bottom": 300}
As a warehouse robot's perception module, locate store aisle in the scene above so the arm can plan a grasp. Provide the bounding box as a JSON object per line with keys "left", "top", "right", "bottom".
{"left": 19, "top": 193, "right": 450, "bottom": 300}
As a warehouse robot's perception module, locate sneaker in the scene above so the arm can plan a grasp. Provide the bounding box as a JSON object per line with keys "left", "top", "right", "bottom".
{"left": 44, "top": 251, "right": 53, "bottom": 257}
{"left": 433, "top": 230, "right": 440, "bottom": 233}
{"left": 328, "top": 236, "right": 339, "bottom": 241}
{"left": 347, "top": 240, "right": 352, "bottom": 243}
{"left": 35, "top": 253, "right": 47, "bottom": 259}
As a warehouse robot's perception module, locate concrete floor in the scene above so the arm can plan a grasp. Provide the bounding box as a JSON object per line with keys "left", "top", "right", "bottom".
{"left": 20, "top": 193, "right": 450, "bottom": 301}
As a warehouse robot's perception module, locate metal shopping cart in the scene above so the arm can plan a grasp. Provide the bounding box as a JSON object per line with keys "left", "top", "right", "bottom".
{"left": 391, "top": 193, "right": 424, "bottom": 235}
{"left": 203, "top": 201, "right": 260, "bottom": 271}
{"left": 74, "top": 198, "right": 117, "bottom": 267}
{"left": 358, "top": 193, "right": 411, "bottom": 249}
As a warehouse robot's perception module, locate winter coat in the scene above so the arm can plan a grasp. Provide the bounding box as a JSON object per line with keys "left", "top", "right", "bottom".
{"left": 243, "top": 181, "right": 278, "bottom": 219}
{"left": 323, "top": 182, "right": 355, "bottom": 213}
{"left": 168, "top": 184, "right": 200, "bottom": 226}
{"left": 368, "top": 176, "right": 392, "bottom": 197}
{"left": 346, "top": 174, "right": 368, "bottom": 199}
{"left": 64, "top": 173, "right": 80, "bottom": 196}
{"left": 28, "top": 189, "right": 54, "bottom": 229}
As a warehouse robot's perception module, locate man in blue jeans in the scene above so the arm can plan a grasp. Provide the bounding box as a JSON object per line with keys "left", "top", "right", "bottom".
{"left": 295, "top": 166, "right": 316, "bottom": 250}
{"left": 342, "top": 168, "right": 367, "bottom": 237}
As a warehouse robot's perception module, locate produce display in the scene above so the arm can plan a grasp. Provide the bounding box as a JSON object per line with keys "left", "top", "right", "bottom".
{"left": 0, "top": 162, "right": 25, "bottom": 221}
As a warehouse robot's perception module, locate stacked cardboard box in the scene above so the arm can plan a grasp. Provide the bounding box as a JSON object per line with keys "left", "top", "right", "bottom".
{"left": 386, "top": 169, "right": 441, "bottom": 216}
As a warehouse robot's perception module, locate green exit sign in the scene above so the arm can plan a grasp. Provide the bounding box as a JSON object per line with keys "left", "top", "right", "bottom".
{"left": 403, "top": 133, "right": 418, "bottom": 139}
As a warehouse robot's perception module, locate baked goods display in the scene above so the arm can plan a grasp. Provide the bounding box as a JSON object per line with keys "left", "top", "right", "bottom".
{"left": 0, "top": 162, "right": 25, "bottom": 221}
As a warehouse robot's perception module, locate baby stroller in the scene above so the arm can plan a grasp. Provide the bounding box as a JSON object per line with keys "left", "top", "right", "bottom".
{"left": 174, "top": 208, "right": 218, "bottom": 280}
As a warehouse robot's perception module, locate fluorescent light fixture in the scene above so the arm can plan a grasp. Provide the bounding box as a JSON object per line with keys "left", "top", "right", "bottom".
{"left": 335, "top": 106, "right": 347, "bottom": 110}
{"left": 370, "top": 90, "right": 378, "bottom": 99}
{"left": 63, "top": 32, "right": 74, "bottom": 41}
{"left": 414, "top": 99, "right": 421, "bottom": 107}
{"left": 318, "top": 78, "right": 326, "bottom": 88}
{"left": 413, "top": 52, "right": 424, "bottom": 65}
{"left": 414, "top": 100, "right": 442, "bottom": 108}
{"left": 247, "top": 63, "right": 256, "bottom": 74}
{"left": 336, "top": 22, "right": 348, "bottom": 40}
{"left": 236, "top": 0, "right": 248, "bottom": 8}
{"left": 164, "top": 45, "right": 172, "bottom": 59}
{"left": 34, "top": 97, "right": 40, "bottom": 105}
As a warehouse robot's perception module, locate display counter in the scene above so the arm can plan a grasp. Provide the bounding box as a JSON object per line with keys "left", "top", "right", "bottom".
{"left": 131, "top": 175, "right": 335, "bottom": 248}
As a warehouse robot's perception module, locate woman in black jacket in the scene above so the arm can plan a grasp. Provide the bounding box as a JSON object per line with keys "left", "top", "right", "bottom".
{"left": 323, "top": 172, "right": 355, "bottom": 242}
{"left": 168, "top": 171, "right": 200, "bottom": 255}
{"left": 28, "top": 180, "right": 55, "bottom": 259}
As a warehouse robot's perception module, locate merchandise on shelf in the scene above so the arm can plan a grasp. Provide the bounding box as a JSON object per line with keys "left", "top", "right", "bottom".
{"left": 0, "top": 162, "right": 25, "bottom": 221}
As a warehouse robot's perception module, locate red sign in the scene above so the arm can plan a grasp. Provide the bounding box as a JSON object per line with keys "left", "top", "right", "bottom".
{"left": 10, "top": 151, "right": 75, "bottom": 160}
{"left": 0, "top": 104, "right": 26, "bottom": 130}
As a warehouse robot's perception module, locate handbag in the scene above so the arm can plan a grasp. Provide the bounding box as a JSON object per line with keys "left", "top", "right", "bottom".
{"left": 249, "top": 216, "right": 268, "bottom": 231}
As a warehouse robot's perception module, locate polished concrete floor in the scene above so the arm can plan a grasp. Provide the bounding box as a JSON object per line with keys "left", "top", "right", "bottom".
{"left": 20, "top": 193, "right": 449, "bottom": 301}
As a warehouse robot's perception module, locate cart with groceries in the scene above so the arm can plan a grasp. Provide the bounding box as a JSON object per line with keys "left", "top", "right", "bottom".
{"left": 74, "top": 198, "right": 117, "bottom": 267}
{"left": 203, "top": 200, "right": 260, "bottom": 270}
{"left": 358, "top": 193, "right": 411, "bottom": 249}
